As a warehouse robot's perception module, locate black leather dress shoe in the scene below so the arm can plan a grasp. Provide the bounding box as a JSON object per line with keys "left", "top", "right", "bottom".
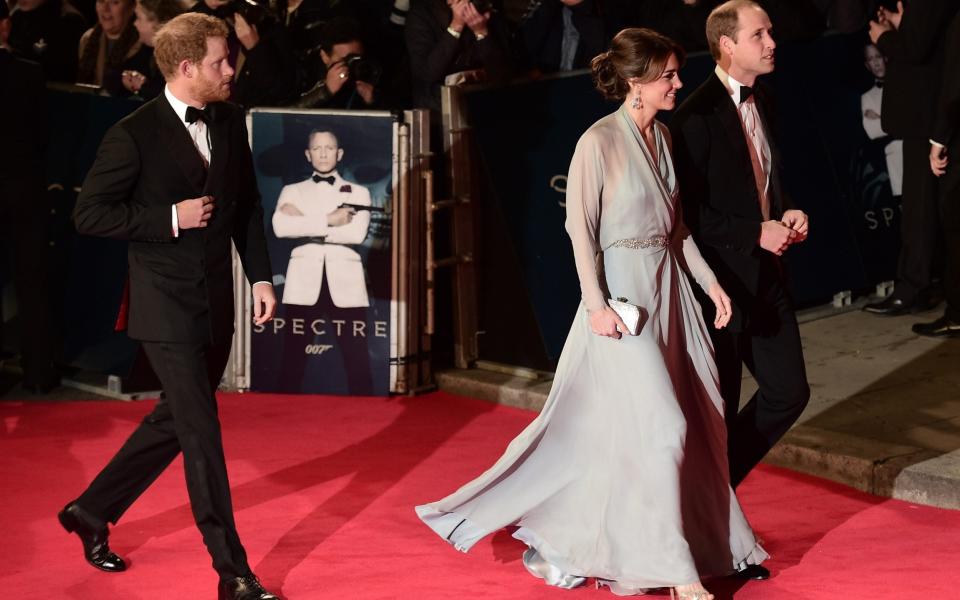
{"left": 218, "top": 575, "right": 279, "bottom": 600}
{"left": 733, "top": 564, "right": 770, "bottom": 580}
{"left": 863, "top": 296, "right": 912, "bottom": 316}
{"left": 57, "top": 503, "right": 127, "bottom": 572}
{"left": 912, "top": 316, "right": 960, "bottom": 338}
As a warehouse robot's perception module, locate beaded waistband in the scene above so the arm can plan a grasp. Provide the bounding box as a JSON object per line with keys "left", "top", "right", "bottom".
{"left": 610, "top": 235, "right": 670, "bottom": 250}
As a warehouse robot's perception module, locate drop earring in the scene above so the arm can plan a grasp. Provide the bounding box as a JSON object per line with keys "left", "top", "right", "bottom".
{"left": 632, "top": 95, "right": 641, "bottom": 110}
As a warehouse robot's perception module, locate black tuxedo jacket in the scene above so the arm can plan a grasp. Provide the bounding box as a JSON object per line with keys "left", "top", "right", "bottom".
{"left": 876, "top": 0, "right": 958, "bottom": 140}
{"left": 73, "top": 94, "right": 271, "bottom": 344}
{"left": 670, "top": 73, "right": 792, "bottom": 327}
{"left": 933, "top": 11, "right": 960, "bottom": 151}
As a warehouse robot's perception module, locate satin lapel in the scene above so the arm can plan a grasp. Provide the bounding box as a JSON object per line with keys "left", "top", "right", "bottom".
{"left": 202, "top": 104, "right": 230, "bottom": 197}
{"left": 156, "top": 95, "right": 207, "bottom": 192}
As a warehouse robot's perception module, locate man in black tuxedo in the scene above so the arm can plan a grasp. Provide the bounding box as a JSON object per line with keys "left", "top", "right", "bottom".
{"left": 0, "top": 2, "right": 58, "bottom": 393}
{"left": 670, "top": 0, "right": 810, "bottom": 498}
{"left": 916, "top": 10, "right": 960, "bottom": 337}
{"left": 863, "top": 0, "right": 959, "bottom": 316}
{"left": 62, "top": 13, "right": 279, "bottom": 600}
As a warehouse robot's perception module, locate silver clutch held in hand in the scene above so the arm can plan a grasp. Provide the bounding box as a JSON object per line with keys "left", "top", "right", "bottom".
{"left": 608, "top": 297, "right": 640, "bottom": 336}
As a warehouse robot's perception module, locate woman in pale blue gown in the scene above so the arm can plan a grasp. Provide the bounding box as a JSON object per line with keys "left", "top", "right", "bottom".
{"left": 416, "top": 29, "right": 767, "bottom": 600}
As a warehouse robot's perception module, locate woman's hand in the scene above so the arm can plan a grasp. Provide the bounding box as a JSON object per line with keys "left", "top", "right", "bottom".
{"left": 708, "top": 282, "right": 732, "bottom": 329}
{"left": 589, "top": 305, "right": 628, "bottom": 339}
{"left": 121, "top": 70, "right": 146, "bottom": 93}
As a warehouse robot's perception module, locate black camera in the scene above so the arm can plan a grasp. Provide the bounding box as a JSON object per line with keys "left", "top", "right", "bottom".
{"left": 220, "top": 0, "right": 270, "bottom": 27}
{"left": 343, "top": 54, "right": 382, "bottom": 85}
{"left": 470, "top": 0, "right": 493, "bottom": 13}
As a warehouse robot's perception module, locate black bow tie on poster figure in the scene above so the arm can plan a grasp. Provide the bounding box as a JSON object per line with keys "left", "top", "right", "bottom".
{"left": 247, "top": 110, "right": 396, "bottom": 396}
{"left": 459, "top": 34, "right": 899, "bottom": 369}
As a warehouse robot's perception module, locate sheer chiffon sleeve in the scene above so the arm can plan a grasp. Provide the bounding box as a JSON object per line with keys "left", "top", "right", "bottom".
{"left": 564, "top": 132, "right": 608, "bottom": 312}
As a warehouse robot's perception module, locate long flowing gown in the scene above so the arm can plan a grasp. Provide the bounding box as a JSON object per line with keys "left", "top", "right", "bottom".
{"left": 416, "top": 105, "right": 768, "bottom": 592}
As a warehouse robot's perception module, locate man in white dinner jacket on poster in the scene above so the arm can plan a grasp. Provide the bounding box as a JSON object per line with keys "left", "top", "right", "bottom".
{"left": 272, "top": 128, "right": 372, "bottom": 308}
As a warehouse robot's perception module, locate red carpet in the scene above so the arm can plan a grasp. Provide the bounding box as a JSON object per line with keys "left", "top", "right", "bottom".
{"left": 1, "top": 391, "right": 958, "bottom": 599}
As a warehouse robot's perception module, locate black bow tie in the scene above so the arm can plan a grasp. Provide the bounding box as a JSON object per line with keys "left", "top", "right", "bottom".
{"left": 875, "top": 80, "right": 884, "bottom": 88}
{"left": 313, "top": 174, "right": 335, "bottom": 185}
{"left": 739, "top": 85, "right": 754, "bottom": 104}
{"left": 185, "top": 105, "right": 212, "bottom": 125}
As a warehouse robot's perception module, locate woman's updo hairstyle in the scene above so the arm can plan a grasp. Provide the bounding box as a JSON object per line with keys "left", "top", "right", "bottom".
{"left": 591, "top": 28, "right": 686, "bottom": 101}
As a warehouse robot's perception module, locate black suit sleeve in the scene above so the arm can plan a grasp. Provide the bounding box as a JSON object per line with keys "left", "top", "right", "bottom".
{"left": 406, "top": 4, "right": 461, "bottom": 86}
{"left": 876, "top": 0, "right": 955, "bottom": 64}
{"left": 231, "top": 113, "right": 273, "bottom": 285}
{"left": 73, "top": 124, "right": 173, "bottom": 242}
{"left": 671, "top": 114, "right": 762, "bottom": 255}
{"left": 933, "top": 16, "right": 960, "bottom": 146}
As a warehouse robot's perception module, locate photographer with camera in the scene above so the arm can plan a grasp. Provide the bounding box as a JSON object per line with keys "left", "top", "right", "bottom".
{"left": 189, "top": 0, "right": 296, "bottom": 107}
{"left": 405, "top": 0, "right": 512, "bottom": 114}
{"left": 287, "top": 16, "right": 382, "bottom": 109}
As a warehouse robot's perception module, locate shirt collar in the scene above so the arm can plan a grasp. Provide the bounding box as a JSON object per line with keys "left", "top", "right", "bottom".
{"left": 312, "top": 170, "right": 341, "bottom": 180}
{"left": 715, "top": 65, "right": 751, "bottom": 105}
{"left": 164, "top": 85, "right": 206, "bottom": 126}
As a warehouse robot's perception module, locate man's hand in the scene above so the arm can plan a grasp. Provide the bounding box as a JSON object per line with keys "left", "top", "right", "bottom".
{"left": 869, "top": 18, "right": 894, "bottom": 44}
{"left": 589, "top": 305, "right": 628, "bottom": 339}
{"left": 931, "top": 144, "right": 948, "bottom": 177}
{"left": 879, "top": 1, "right": 904, "bottom": 30}
{"left": 279, "top": 203, "right": 304, "bottom": 216}
{"left": 707, "top": 282, "right": 732, "bottom": 329}
{"left": 864, "top": 108, "right": 881, "bottom": 120}
{"left": 234, "top": 13, "right": 260, "bottom": 50}
{"left": 252, "top": 283, "right": 276, "bottom": 326}
{"left": 759, "top": 220, "right": 798, "bottom": 256}
{"left": 781, "top": 209, "right": 809, "bottom": 242}
{"left": 355, "top": 80, "right": 375, "bottom": 105}
{"left": 447, "top": 0, "right": 467, "bottom": 32}
{"left": 461, "top": 0, "right": 490, "bottom": 37}
{"left": 325, "top": 60, "right": 350, "bottom": 94}
{"left": 327, "top": 206, "right": 356, "bottom": 227}
{"left": 176, "top": 195, "right": 215, "bottom": 229}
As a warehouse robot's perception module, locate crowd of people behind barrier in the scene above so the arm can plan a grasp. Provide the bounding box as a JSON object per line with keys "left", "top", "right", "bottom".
{"left": 3, "top": 0, "right": 877, "bottom": 110}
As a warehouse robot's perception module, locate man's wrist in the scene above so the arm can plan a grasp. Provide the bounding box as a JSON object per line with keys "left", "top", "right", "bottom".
{"left": 447, "top": 25, "right": 463, "bottom": 38}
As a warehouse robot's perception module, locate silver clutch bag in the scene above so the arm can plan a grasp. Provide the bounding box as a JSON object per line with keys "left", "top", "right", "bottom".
{"left": 608, "top": 297, "right": 640, "bottom": 336}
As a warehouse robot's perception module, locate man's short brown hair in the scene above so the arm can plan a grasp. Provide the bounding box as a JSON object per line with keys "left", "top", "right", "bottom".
{"left": 154, "top": 13, "right": 229, "bottom": 80}
{"left": 706, "top": 0, "right": 763, "bottom": 61}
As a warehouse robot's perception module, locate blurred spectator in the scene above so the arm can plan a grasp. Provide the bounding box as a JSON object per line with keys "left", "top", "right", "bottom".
{"left": 811, "top": 0, "right": 872, "bottom": 33}
{"left": 405, "top": 0, "right": 513, "bottom": 115}
{"left": 8, "top": 0, "right": 87, "bottom": 82}
{"left": 283, "top": 0, "right": 411, "bottom": 107}
{"left": 602, "top": 0, "right": 717, "bottom": 52}
{"left": 519, "top": 0, "right": 606, "bottom": 73}
{"left": 288, "top": 16, "right": 383, "bottom": 109}
{"left": 190, "top": 0, "right": 297, "bottom": 107}
{"left": 121, "top": 0, "right": 184, "bottom": 99}
{"left": 77, "top": 0, "right": 145, "bottom": 96}
{"left": 861, "top": 42, "right": 902, "bottom": 197}
{"left": 0, "top": 2, "right": 59, "bottom": 393}
{"left": 755, "top": 0, "right": 824, "bottom": 41}
{"left": 863, "top": 0, "right": 959, "bottom": 316}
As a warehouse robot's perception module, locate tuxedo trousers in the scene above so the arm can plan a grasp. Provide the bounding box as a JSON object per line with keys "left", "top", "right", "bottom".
{"left": 896, "top": 137, "right": 941, "bottom": 301}
{"left": 75, "top": 338, "right": 250, "bottom": 580}
{"left": 709, "top": 266, "right": 810, "bottom": 488}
